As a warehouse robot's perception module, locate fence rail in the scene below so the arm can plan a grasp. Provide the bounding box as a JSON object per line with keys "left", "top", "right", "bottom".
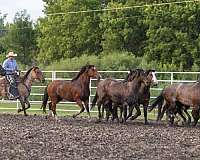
{"left": 1, "top": 70, "right": 200, "bottom": 112}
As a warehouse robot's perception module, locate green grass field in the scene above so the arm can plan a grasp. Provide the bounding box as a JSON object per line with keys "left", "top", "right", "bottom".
{"left": 0, "top": 102, "right": 159, "bottom": 120}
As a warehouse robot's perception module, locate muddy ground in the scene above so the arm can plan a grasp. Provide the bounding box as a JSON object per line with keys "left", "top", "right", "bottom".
{"left": 0, "top": 114, "right": 199, "bottom": 160}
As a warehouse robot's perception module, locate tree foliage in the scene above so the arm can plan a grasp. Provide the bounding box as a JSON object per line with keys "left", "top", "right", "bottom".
{"left": 0, "top": 10, "right": 38, "bottom": 66}
{"left": 1, "top": 1, "right": 200, "bottom": 71}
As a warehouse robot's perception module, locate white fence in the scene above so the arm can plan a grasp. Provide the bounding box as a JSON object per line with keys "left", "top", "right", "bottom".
{"left": 1, "top": 71, "right": 200, "bottom": 112}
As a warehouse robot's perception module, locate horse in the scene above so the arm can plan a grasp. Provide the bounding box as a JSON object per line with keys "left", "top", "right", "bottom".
{"left": 41, "top": 65, "right": 101, "bottom": 119}
{"left": 0, "top": 66, "right": 45, "bottom": 116}
{"left": 149, "top": 83, "right": 193, "bottom": 126}
{"left": 91, "top": 70, "right": 137, "bottom": 122}
{"left": 97, "top": 69, "right": 158, "bottom": 124}
{"left": 126, "top": 69, "right": 158, "bottom": 124}
{"left": 91, "top": 69, "right": 151, "bottom": 123}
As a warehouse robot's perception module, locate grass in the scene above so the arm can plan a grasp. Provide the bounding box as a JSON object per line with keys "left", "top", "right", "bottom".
{"left": 0, "top": 102, "right": 159, "bottom": 120}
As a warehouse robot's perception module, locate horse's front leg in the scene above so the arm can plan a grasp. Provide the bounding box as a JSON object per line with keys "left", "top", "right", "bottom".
{"left": 130, "top": 105, "right": 141, "bottom": 120}
{"left": 18, "top": 98, "right": 28, "bottom": 116}
{"left": 143, "top": 104, "right": 149, "bottom": 125}
{"left": 83, "top": 99, "right": 91, "bottom": 118}
{"left": 25, "top": 98, "right": 30, "bottom": 110}
{"left": 73, "top": 99, "right": 85, "bottom": 118}
{"left": 126, "top": 105, "right": 134, "bottom": 120}
{"left": 122, "top": 102, "right": 128, "bottom": 123}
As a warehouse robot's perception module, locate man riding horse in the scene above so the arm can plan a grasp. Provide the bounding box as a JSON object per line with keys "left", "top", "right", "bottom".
{"left": 2, "top": 51, "right": 20, "bottom": 99}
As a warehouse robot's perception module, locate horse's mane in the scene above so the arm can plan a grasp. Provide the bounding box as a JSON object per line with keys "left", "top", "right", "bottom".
{"left": 145, "top": 69, "right": 155, "bottom": 75}
{"left": 22, "top": 67, "right": 38, "bottom": 81}
{"left": 72, "top": 65, "right": 94, "bottom": 81}
{"left": 123, "top": 69, "right": 144, "bottom": 82}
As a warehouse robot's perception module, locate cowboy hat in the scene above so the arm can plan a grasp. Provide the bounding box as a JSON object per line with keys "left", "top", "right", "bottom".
{"left": 6, "top": 51, "right": 17, "bottom": 58}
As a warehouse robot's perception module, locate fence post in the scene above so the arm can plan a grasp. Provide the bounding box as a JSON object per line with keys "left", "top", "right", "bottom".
{"left": 52, "top": 71, "right": 56, "bottom": 81}
{"left": 89, "top": 78, "right": 92, "bottom": 110}
{"left": 170, "top": 72, "right": 173, "bottom": 84}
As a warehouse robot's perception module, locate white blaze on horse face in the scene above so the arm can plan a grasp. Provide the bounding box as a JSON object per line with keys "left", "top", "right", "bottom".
{"left": 152, "top": 72, "right": 158, "bottom": 84}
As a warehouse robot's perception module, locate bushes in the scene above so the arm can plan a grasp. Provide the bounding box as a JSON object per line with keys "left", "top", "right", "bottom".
{"left": 43, "top": 51, "right": 142, "bottom": 71}
{"left": 42, "top": 51, "right": 183, "bottom": 72}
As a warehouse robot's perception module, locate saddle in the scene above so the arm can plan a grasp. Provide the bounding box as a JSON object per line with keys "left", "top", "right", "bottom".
{"left": 4, "top": 74, "right": 20, "bottom": 100}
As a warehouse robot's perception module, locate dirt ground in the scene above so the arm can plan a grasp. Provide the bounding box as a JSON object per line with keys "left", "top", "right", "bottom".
{"left": 0, "top": 114, "right": 200, "bottom": 160}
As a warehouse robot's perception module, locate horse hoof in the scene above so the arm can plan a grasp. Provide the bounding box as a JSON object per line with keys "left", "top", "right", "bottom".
{"left": 17, "top": 109, "right": 22, "bottom": 113}
{"left": 191, "top": 122, "right": 197, "bottom": 127}
{"left": 95, "top": 119, "right": 101, "bottom": 123}
{"left": 144, "top": 121, "right": 149, "bottom": 125}
{"left": 24, "top": 114, "right": 28, "bottom": 116}
{"left": 72, "top": 115, "right": 76, "bottom": 118}
{"left": 167, "top": 123, "right": 174, "bottom": 127}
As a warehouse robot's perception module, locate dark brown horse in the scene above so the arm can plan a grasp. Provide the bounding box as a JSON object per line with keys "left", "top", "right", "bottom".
{"left": 91, "top": 70, "right": 137, "bottom": 122}
{"left": 41, "top": 65, "right": 101, "bottom": 118}
{"left": 150, "top": 83, "right": 195, "bottom": 125}
{"left": 0, "top": 66, "right": 45, "bottom": 116}
{"left": 92, "top": 69, "right": 158, "bottom": 124}
{"left": 126, "top": 69, "right": 158, "bottom": 124}
{"left": 91, "top": 69, "right": 151, "bottom": 123}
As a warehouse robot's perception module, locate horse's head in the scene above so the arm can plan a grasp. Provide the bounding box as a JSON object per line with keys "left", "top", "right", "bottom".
{"left": 30, "top": 67, "right": 45, "bottom": 83}
{"left": 145, "top": 70, "right": 158, "bottom": 86}
{"left": 86, "top": 65, "right": 101, "bottom": 80}
{"left": 125, "top": 70, "right": 138, "bottom": 82}
{"left": 135, "top": 69, "right": 149, "bottom": 84}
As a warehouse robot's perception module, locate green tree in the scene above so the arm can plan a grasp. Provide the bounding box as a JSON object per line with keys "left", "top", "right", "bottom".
{"left": 37, "top": 0, "right": 103, "bottom": 64}
{"left": 144, "top": 3, "right": 200, "bottom": 70}
{"left": 3, "top": 10, "right": 38, "bottom": 66}
{"left": 0, "top": 12, "right": 7, "bottom": 55}
{"left": 100, "top": 1, "right": 146, "bottom": 56}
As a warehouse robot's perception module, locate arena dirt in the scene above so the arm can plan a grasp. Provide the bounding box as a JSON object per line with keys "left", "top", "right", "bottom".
{"left": 0, "top": 114, "right": 199, "bottom": 160}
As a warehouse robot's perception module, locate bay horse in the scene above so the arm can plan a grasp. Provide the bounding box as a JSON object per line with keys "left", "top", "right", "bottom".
{"left": 149, "top": 83, "right": 193, "bottom": 126}
{"left": 91, "top": 69, "right": 151, "bottom": 123}
{"left": 41, "top": 65, "right": 101, "bottom": 118}
{"left": 0, "top": 66, "right": 45, "bottom": 116}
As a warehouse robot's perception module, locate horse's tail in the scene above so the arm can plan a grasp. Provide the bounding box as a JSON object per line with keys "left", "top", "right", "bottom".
{"left": 41, "top": 86, "right": 49, "bottom": 113}
{"left": 90, "top": 92, "right": 98, "bottom": 110}
{"left": 149, "top": 94, "right": 164, "bottom": 112}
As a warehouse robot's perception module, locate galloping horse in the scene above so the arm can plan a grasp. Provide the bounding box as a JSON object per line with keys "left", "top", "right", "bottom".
{"left": 149, "top": 82, "right": 199, "bottom": 126}
{"left": 0, "top": 66, "right": 45, "bottom": 116}
{"left": 41, "top": 65, "right": 101, "bottom": 118}
{"left": 91, "top": 69, "right": 152, "bottom": 123}
{"left": 127, "top": 69, "right": 158, "bottom": 124}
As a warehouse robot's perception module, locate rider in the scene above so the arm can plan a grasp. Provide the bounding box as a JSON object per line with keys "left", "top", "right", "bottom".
{"left": 2, "top": 51, "right": 20, "bottom": 99}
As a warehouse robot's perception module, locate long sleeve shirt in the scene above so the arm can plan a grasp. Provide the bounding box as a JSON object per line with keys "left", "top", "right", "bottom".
{"left": 2, "top": 58, "right": 18, "bottom": 74}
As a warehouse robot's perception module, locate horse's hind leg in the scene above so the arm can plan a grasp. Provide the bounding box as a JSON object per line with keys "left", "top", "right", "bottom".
{"left": 83, "top": 99, "right": 91, "bottom": 118}
{"left": 130, "top": 105, "right": 141, "bottom": 120}
{"left": 184, "top": 108, "right": 191, "bottom": 125}
{"left": 111, "top": 105, "right": 119, "bottom": 122}
{"left": 191, "top": 108, "right": 200, "bottom": 126}
{"left": 73, "top": 99, "right": 85, "bottom": 118}
{"left": 50, "top": 102, "right": 57, "bottom": 118}
{"left": 158, "top": 104, "right": 168, "bottom": 121}
{"left": 126, "top": 106, "right": 134, "bottom": 120}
